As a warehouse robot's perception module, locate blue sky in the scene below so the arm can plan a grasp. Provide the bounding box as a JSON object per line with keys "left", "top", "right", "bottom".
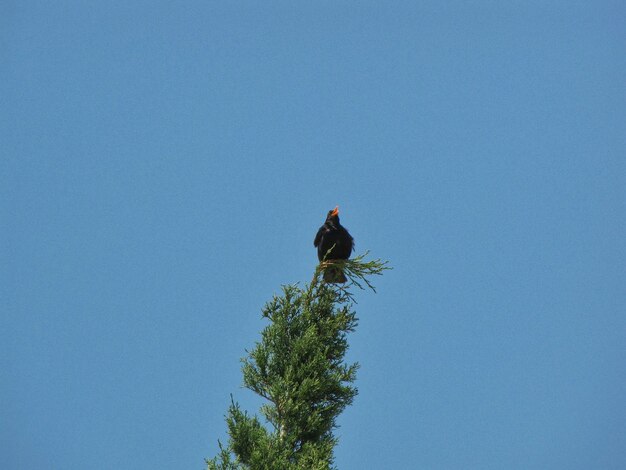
{"left": 2, "top": 1, "right": 625, "bottom": 469}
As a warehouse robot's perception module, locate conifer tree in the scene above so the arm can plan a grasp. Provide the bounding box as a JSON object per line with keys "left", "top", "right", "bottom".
{"left": 207, "top": 253, "right": 389, "bottom": 470}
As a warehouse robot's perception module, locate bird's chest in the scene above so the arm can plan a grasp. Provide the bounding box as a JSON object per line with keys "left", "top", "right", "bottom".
{"left": 321, "top": 229, "right": 345, "bottom": 245}
{"left": 321, "top": 228, "right": 351, "bottom": 255}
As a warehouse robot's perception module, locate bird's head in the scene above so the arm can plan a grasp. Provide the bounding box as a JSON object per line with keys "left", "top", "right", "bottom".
{"left": 326, "top": 206, "right": 340, "bottom": 223}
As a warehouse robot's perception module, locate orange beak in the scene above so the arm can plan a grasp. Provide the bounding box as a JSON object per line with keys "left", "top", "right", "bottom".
{"left": 331, "top": 206, "right": 339, "bottom": 217}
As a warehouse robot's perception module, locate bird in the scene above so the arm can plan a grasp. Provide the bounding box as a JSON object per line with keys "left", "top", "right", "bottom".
{"left": 314, "top": 206, "right": 354, "bottom": 283}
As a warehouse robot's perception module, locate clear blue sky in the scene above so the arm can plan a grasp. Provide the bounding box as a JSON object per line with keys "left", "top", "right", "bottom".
{"left": 2, "top": 2, "right": 625, "bottom": 469}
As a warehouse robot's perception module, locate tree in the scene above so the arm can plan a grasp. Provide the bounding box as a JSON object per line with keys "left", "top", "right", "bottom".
{"left": 207, "top": 253, "right": 389, "bottom": 470}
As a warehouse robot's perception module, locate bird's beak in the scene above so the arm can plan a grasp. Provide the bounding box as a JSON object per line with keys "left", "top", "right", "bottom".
{"left": 331, "top": 206, "right": 339, "bottom": 217}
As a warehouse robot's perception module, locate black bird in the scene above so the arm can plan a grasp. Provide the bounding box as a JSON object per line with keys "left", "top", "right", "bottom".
{"left": 314, "top": 206, "right": 354, "bottom": 283}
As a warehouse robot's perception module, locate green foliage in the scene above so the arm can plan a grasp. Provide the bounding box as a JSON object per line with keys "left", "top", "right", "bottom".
{"left": 317, "top": 250, "right": 390, "bottom": 301}
{"left": 207, "top": 254, "right": 389, "bottom": 470}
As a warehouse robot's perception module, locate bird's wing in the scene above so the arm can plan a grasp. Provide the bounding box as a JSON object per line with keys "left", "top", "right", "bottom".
{"left": 313, "top": 226, "right": 326, "bottom": 247}
{"left": 341, "top": 226, "right": 355, "bottom": 253}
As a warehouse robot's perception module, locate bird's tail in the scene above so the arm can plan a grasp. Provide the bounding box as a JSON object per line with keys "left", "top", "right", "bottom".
{"left": 322, "top": 264, "right": 347, "bottom": 284}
